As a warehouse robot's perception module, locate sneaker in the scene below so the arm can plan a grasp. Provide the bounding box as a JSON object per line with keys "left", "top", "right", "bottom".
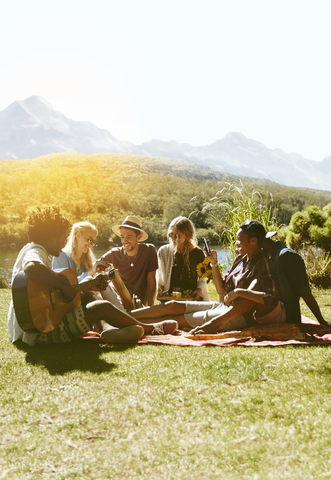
{"left": 150, "top": 320, "right": 178, "bottom": 335}
{"left": 101, "top": 325, "right": 144, "bottom": 342}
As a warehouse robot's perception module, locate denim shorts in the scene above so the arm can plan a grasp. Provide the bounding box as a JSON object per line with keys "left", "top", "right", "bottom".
{"left": 184, "top": 301, "right": 247, "bottom": 331}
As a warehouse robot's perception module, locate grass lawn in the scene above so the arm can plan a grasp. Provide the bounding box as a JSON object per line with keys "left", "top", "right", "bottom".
{"left": 1, "top": 286, "right": 331, "bottom": 480}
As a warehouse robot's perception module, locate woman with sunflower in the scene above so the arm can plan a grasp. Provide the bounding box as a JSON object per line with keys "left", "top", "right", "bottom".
{"left": 157, "top": 216, "right": 211, "bottom": 301}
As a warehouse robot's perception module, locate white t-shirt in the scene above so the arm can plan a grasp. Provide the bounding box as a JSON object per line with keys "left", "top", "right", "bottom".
{"left": 8, "top": 242, "right": 52, "bottom": 346}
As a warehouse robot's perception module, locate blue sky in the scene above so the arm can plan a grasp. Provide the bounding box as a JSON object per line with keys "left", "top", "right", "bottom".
{"left": 1, "top": 0, "right": 331, "bottom": 160}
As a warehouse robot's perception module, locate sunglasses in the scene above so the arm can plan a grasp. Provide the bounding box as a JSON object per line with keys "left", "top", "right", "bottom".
{"left": 168, "top": 233, "right": 182, "bottom": 239}
{"left": 87, "top": 238, "right": 97, "bottom": 247}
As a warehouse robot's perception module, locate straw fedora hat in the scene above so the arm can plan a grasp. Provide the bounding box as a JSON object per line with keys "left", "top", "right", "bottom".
{"left": 112, "top": 215, "right": 148, "bottom": 242}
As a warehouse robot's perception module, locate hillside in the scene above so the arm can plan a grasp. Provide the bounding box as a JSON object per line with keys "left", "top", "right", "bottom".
{"left": 1, "top": 151, "right": 331, "bottom": 248}
{"left": 1, "top": 96, "right": 331, "bottom": 191}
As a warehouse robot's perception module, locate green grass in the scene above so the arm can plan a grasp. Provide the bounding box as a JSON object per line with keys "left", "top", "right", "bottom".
{"left": 1, "top": 287, "right": 331, "bottom": 479}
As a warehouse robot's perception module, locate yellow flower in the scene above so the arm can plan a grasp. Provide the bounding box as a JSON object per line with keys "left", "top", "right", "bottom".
{"left": 196, "top": 257, "right": 213, "bottom": 280}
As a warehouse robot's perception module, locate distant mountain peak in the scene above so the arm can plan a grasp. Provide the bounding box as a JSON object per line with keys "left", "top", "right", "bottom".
{"left": 0, "top": 97, "right": 330, "bottom": 192}
{"left": 0, "top": 96, "right": 133, "bottom": 160}
{"left": 22, "top": 95, "right": 54, "bottom": 109}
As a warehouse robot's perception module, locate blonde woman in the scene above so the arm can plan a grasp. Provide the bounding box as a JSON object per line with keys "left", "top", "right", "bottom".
{"left": 52, "top": 221, "right": 124, "bottom": 311}
{"left": 53, "top": 222, "right": 97, "bottom": 278}
{"left": 157, "top": 216, "right": 210, "bottom": 301}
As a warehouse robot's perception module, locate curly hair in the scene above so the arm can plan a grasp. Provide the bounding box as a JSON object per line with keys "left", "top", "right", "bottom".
{"left": 27, "top": 206, "right": 71, "bottom": 244}
{"left": 63, "top": 221, "right": 97, "bottom": 273}
{"left": 168, "top": 216, "right": 197, "bottom": 276}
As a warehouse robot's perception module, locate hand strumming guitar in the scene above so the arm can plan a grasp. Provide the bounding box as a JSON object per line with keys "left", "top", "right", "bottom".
{"left": 24, "top": 260, "right": 78, "bottom": 302}
{"left": 60, "top": 280, "right": 78, "bottom": 302}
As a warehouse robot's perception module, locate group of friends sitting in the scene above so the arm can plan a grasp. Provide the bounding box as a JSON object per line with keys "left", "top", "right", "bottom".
{"left": 7, "top": 207, "right": 329, "bottom": 347}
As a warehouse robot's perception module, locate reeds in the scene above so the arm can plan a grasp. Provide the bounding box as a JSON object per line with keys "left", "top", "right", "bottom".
{"left": 201, "top": 182, "right": 277, "bottom": 259}
{"left": 300, "top": 246, "right": 331, "bottom": 288}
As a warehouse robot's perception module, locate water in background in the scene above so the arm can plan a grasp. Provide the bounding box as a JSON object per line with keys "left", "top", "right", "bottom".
{"left": 0, "top": 245, "right": 230, "bottom": 284}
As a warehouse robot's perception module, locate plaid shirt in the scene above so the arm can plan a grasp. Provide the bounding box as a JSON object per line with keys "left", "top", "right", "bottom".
{"left": 224, "top": 251, "right": 279, "bottom": 307}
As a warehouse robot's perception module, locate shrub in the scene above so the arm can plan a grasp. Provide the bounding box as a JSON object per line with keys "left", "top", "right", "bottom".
{"left": 286, "top": 230, "right": 302, "bottom": 251}
{"left": 306, "top": 205, "right": 326, "bottom": 227}
{"left": 277, "top": 226, "right": 288, "bottom": 244}
{"left": 0, "top": 276, "right": 9, "bottom": 288}
{"left": 290, "top": 211, "right": 310, "bottom": 235}
{"left": 196, "top": 228, "right": 219, "bottom": 243}
{"left": 323, "top": 202, "right": 331, "bottom": 216}
{"left": 286, "top": 205, "right": 331, "bottom": 253}
{"left": 300, "top": 246, "right": 331, "bottom": 288}
{"left": 308, "top": 225, "right": 331, "bottom": 251}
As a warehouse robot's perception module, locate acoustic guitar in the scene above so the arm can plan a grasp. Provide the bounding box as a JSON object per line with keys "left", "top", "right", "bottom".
{"left": 12, "top": 267, "right": 115, "bottom": 334}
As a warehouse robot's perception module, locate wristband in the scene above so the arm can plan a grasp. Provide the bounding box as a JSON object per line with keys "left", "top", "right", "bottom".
{"left": 210, "top": 262, "right": 218, "bottom": 268}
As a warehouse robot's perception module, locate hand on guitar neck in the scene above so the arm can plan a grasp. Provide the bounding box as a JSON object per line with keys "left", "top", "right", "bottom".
{"left": 79, "top": 270, "right": 110, "bottom": 292}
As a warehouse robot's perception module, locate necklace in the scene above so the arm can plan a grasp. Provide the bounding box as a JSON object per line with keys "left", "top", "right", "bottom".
{"left": 173, "top": 252, "right": 187, "bottom": 282}
{"left": 127, "top": 253, "right": 138, "bottom": 267}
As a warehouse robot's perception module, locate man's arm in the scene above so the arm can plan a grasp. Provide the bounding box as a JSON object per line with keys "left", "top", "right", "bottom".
{"left": 301, "top": 292, "right": 330, "bottom": 326}
{"left": 224, "top": 287, "right": 266, "bottom": 306}
{"left": 205, "top": 249, "right": 227, "bottom": 301}
{"left": 146, "top": 270, "right": 157, "bottom": 306}
{"left": 100, "top": 250, "right": 114, "bottom": 264}
{"left": 24, "top": 261, "right": 77, "bottom": 302}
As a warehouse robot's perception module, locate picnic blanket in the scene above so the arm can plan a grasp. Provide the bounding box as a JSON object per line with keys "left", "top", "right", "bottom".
{"left": 81, "top": 316, "right": 331, "bottom": 347}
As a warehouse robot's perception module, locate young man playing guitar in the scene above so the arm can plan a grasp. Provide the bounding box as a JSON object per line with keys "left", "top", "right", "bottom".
{"left": 8, "top": 207, "right": 177, "bottom": 346}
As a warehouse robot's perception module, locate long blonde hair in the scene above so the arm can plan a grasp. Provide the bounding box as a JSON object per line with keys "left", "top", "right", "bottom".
{"left": 64, "top": 221, "right": 97, "bottom": 273}
{"left": 168, "top": 216, "right": 197, "bottom": 274}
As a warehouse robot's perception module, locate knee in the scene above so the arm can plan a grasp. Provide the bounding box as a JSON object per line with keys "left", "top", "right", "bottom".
{"left": 166, "top": 300, "right": 180, "bottom": 313}
{"left": 86, "top": 299, "right": 114, "bottom": 311}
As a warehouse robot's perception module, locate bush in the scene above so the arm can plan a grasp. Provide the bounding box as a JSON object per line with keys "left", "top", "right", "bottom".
{"left": 0, "top": 276, "right": 9, "bottom": 288}
{"left": 277, "top": 226, "right": 288, "bottom": 244}
{"left": 196, "top": 228, "right": 219, "bottom": 243}
{"left": 306, "top": 205, "right": 326, "bottom": 227}
{"left": 323, "top": 202, "right": 331, "bottom": 216}
{"left": 290, "top": 211, "right": 310, "bottom": 235}
{"left": 286, "top": 204, "right": 331, "bottom": 253}
{"left": 301, "top": 246, "right": 331, "bottom": 288}
{"left": 308, "top": 225, "right": 331, "bottom": 251}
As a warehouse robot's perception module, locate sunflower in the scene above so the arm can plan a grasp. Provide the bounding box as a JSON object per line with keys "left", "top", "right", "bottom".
{"left": 196, "top": 257, "right": 213, "bottom": 281}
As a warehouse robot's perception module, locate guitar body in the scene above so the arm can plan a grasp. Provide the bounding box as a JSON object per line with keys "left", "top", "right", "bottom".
{"left": 12, "top": 268, "right": 81, "bottom": 333}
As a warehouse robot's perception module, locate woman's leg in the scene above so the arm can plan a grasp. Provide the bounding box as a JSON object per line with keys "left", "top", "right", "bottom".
{"left": 84, "top": 300, "right": 178, "bottom": 334}
{"left": 131, "top": 300, "right": 186, "bottom": 320}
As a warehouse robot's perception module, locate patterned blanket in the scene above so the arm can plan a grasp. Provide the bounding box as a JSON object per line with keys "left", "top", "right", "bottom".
{"left": 81, "top": 316, "right": 331, "bottom": 347}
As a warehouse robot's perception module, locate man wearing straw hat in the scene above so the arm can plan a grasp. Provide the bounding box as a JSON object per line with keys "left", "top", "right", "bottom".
{"left": 101, "top": 216, "right": 158, "bottom": 306}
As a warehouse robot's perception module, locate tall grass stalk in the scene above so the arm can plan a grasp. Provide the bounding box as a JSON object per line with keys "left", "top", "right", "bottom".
{"left": 201, "top": 182, "right": 278, "bottom": 259}
{"left": 301, "top": 246, "right": 331, "bottom": 288}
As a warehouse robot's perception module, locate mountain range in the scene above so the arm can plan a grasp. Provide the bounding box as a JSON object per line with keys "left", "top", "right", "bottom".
{"left": 1, "top": 95, "right": 330, "bottom": 191}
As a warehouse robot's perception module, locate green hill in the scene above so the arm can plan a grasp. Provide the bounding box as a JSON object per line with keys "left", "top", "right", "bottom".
{"left": 1, "top": 152, "right": 330, "bottom": 247}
